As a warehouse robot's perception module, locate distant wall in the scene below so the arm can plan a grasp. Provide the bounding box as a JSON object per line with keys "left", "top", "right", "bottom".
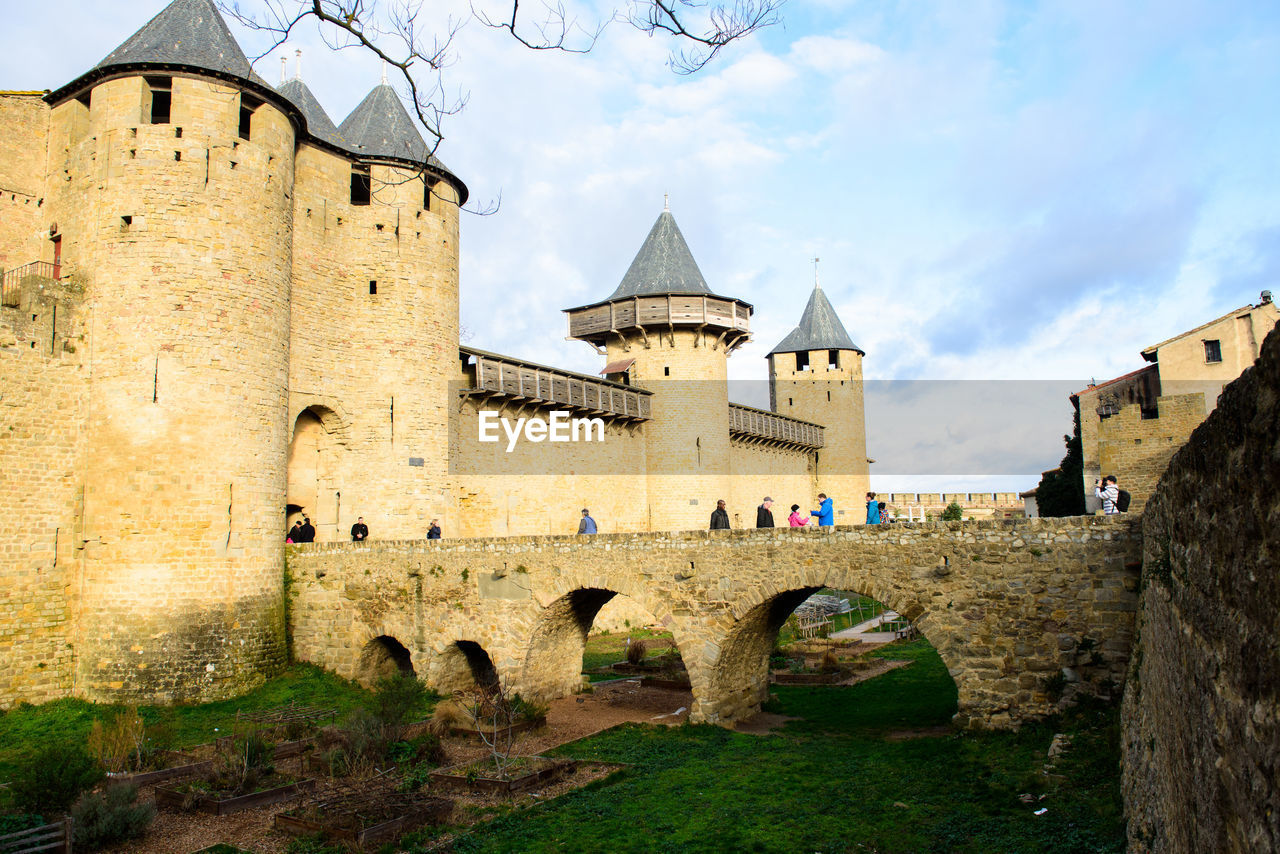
{"left": 1122, "top": 326, "right": 1280, "bottom": 853}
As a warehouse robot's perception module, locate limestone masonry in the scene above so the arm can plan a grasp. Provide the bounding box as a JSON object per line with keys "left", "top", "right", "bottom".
{"left": 1121, "top": 323, "right": 1280, "bottom": 853}
{"left": 1, "top": 0, "right": 873, "bottom": 707}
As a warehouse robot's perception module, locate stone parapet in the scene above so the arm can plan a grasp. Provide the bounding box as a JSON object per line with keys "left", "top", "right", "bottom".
{"left": 288, "top": 515, "right": 1139, "bottom": 729}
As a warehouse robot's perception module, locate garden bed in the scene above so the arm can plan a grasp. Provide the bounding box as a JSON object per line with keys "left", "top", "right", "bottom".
{"left": 104, "top": 751, "right": 214, "bottom": 787}
{"left": 771, "top": 671, "right": 845, "bottom": 685}
{"left": 640, "top": 676, "right": 692, "bottom": 690}
{"left": 154, "top": 777, "right": 316, "bottom": 815}
{"left": 449, "top": 715, "right": 547, "bottom": 740}
{"left": 430, "top": 756, "right": 573, "bottom": 794}
{"left": 275, "top": 793, "right": 452, "bottom": 845}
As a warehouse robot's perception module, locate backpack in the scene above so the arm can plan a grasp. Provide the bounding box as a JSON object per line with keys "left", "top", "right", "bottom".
{"left": 1116, "top": 489, "right": 1131, "bottom": 513}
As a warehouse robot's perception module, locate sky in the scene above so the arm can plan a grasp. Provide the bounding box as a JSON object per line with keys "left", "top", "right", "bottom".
{"left": 4, "top": 0, "right": 1278, "bottom": 495}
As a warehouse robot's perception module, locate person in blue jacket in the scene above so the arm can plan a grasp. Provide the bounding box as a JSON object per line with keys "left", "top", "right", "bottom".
{"left": 865, "top": 492, "right": 881, "bottom": 525}
{"left": 810, "top": 493, "right": 834, "bottom": 527}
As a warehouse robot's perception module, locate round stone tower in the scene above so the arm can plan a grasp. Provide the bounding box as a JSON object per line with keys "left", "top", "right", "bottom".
{"left": 565, "top": 206, "right": 752, "bottom": 530}
{"left": 43, "top": 0, "right": 302, "bottom": 702}
{"left": 768, "top": 281, "right": 870, "bottom": 520}
{"left": 285, "top": 73, "right": 467, "bottom": 543}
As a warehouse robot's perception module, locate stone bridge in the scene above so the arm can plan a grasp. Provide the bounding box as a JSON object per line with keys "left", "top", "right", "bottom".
{"left": 286, "top": 516, "right": 1140, "bottom": 729}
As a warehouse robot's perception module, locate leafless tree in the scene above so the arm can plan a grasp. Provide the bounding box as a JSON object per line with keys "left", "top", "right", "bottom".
{"left": 225, "top": 0, "right": 783, "bottom": 211}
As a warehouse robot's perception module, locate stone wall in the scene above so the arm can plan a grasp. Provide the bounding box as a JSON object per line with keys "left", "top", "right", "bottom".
{"left": 0, "top": 92, "right": 50, "bottom": 273}
{"left": 45, "top": 74, "right": 294, "bottom": 703}
{"left": 0, "top": 275, "right": 86, "bottom": 707}
{"left": 288, "top": 515, "right": 1139, "bottom": 728}
{"left": 289, "top": 144, "right": 460, "bottom": 543}
{"left": 1095, "top": 392, "right": 1206, "bottom": 513}
{"left": 1122, "top": 326, "right": 1280, "bottom": 853}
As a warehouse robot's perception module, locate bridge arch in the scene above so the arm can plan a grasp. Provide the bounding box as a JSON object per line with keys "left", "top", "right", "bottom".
{"left": 356, "top": 635, "right": 414, "bottom": 687}
{"left": 521, "top": 588, "right": 618, "bottom": 702}
{"left": 430, "top": 640, "right": 500, "bottom": 694}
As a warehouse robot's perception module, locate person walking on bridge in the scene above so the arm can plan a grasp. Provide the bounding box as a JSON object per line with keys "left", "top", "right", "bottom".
{"left": 756, "top": 497, "right": 775, "bottom": 528}
{"left": 710, "top": 499, "right": 731, "bottom": 530}
{"left": 811, "top": 493, "right": 834, "bottom": 527}
{"left": 865, "top": 493, "right": 881, "bottom": 525}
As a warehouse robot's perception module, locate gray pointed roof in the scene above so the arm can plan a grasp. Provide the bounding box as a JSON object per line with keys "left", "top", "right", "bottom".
{"left": 340, "top": 85, "right": 436, "bottom": 164}
{"left": 276, "top": 78, "right": 346, "bottom": 149}
{"left": 606, "top": 211, "right": 713, "bottom": 300}
{"left": 769, "top": 285, "right": 863, "bottom": 355}
{"left": 95, "top": 0, "right": 264, "bottom": 84}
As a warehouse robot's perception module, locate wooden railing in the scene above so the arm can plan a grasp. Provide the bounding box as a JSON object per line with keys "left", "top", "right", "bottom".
{"left": 1, "top": 261, "right": 59, "bottom": 308}
{"left": 566, "top": 294, "right": 751, "bottom": 348}
{"left": 728, "top": 403, "right": 824, "bottom": 449}
{"left": 463, "top": 349, "right": 652, "bottom": 421}
{"left": 0, "top": 817, "right": 72, "bottom": 854}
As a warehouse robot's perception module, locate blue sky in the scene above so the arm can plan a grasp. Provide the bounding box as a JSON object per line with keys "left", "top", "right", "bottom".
{"left": 4, "top": 0, "right": 1278, "bottom": 493}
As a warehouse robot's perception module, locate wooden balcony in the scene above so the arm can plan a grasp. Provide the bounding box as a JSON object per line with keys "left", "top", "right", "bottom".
{"left": 729, "top": 403, "right": 824, "bottom": 450}
{"left": 460, "top": 347, "right": 652, "bottom": 421}
{"left": 565, "top": 294, "right": 752, "bottom": 350}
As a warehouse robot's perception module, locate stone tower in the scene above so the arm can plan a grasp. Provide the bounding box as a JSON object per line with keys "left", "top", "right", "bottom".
{"left": 565, "top": 207, "right": 752, "bottom": 529}
{"left": 285, "top": 74, "right": 466, "bottom": 543}
{"left": 41, "top": 0, "right": 299, "bottom": 702}
{"left": 768, "top": 282, "right": 869, "bottom": 520}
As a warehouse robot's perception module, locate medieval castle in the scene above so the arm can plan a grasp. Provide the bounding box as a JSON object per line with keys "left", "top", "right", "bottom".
{"left": 0, "top": 0, "right": 873, "bottom": 708}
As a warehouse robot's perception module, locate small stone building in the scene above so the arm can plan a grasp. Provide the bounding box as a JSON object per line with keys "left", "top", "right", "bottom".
{"left": 1074, "top": 293, "right": 1278, "bottom": 513}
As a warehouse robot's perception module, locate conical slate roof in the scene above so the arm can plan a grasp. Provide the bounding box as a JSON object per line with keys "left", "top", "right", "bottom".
{"left": 769, "top": 285, "right": 863, "bottom": 355}
{"left": 340, "top": 85, "right": 439, "bottom": 165}
{"left": 276, "top": 78, "right": 346, "bottom": 149}
{"left": 93, "top": 0, "right": 265, "bottom": 86}
{"left": 605, "top": 211, "right": 713, "bottom": 300}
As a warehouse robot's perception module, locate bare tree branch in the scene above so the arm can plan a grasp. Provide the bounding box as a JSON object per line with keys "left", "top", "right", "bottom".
{"left": 629, "top": 0, "right": 785, "bottom": 73}
{"left": 223, "top": 0, "right": 783, "bottom": 213}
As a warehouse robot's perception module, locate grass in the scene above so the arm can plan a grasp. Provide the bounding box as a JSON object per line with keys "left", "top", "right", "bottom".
{"left": 581, "top": 627, "right": 678, "bottom": 681}
{"left": 442, "top": 637, "right": 1124, "bottom": 854}
{"left": 0, "top": 664, "right": 401, "bottom": 784}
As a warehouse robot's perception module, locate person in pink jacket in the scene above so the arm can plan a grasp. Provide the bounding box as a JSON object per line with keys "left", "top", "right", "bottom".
{"left": 788, "top": 504, "right": 809, "bottom": 527}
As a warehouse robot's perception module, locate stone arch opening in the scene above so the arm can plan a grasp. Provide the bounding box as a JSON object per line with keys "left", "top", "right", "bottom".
{"left": 702, "top": 587, "right": 824, "bottom": 723}
{"left": 522, "top": 588, "right": 619, "bottom": 702}
{"left": 432, "top": 640, "right": 501, "bottom": 694}
{"left": 357, "top": 635, "right": 414, "bottom": 687}
{"left": 287, "top": 405, "right": 344, "bottom": 540}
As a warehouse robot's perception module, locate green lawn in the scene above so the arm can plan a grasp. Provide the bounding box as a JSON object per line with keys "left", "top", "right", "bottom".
{"left": 438, "top": 637, "right": 1123, "bottom": 854}
{"left": 0, "top": 664, "right": 408, "bottom": 784}
{"left": 2, "top": 639, "right": 1125, "bottom": 854}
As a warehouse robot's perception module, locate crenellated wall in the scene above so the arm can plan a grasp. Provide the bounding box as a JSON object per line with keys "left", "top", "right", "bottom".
{"left": 1122, "top": 325, "right": 1280, "bottom": 853}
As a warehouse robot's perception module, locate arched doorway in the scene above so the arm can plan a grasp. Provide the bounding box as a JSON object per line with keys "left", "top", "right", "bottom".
{"left": 287, "top": 407, "right": 343, "bottom": 540}
{"left": 357, "top": 635, "right": 415, "bottom": 687}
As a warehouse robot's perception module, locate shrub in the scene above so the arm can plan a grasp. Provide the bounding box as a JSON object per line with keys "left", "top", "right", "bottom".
{"left": 941, "top": 502, "right": 964, "bottom": 521}
{"left": 8, "top": 743, "right": 103, "bottom": 815}
{"left": 428, "top": 698, "right": 473, "bottom": 737}
{"left": 819, "top": 650, "right": 841, "bottom": 674}
{"left": 87, "top": 707, "right": 147, "bottom": 774}
{"left": 625, "top": 638, "right": 648, "bottom": 665}
{"left": 71, "top": 784, "right": 155, "bottom": 851}
{"left": 388, "top": 733, "right": 445, "bottom": 767}
{"left": 371, "top": 673, "right": 428, "bottom": 734}
{"left": 0, "top": 814, "right": 45, "bottom": 836}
